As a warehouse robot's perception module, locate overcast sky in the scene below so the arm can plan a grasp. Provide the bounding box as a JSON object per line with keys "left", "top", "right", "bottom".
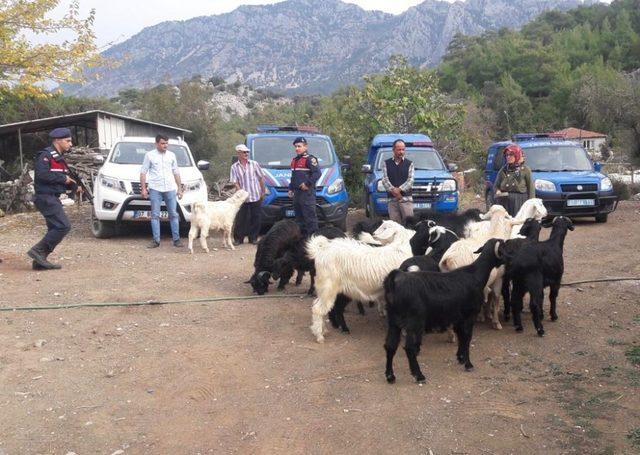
{"left": 44, "top": 0, "right": 455, "bottom": 48}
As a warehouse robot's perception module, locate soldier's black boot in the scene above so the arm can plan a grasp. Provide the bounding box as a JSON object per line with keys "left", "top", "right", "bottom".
{"left": 28, "top": 242, "right": 61, "bottom": 270}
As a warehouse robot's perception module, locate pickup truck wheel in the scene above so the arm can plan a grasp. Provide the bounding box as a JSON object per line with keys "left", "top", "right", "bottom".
{"left": 91, "top": 210, "right": 116, "bottom": 238}
{"left": 595, "top": 213, "right": 608, "bottom": 223}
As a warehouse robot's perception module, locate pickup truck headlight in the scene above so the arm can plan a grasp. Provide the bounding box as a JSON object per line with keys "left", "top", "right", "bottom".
{"left": 600, "top": 177, "right": 613, "bottom": 191}
{"left": 327, "top": 178, "right": 344, "bottom": 195}
{"left": 535, "top": 179, "right": 556, "bottom": 192}
{"left": 183, "top": 179, "right": 203, "bottom": 192}
{"left": 376, "top": 180, "right": 386, "bottom": 192}
{"left": 100, "top": 175, "right": 125, "bottom": 193}
{"left": 439, "top": 179, "right": 457, "bottom": 192}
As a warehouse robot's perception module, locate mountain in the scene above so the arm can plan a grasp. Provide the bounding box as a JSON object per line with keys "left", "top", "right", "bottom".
{"left": 68, "top": 0, "right": 596, "bottom": 97}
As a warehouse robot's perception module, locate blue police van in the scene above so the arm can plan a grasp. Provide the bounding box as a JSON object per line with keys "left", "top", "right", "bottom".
{"left": 484, "top": 133, "right": 618, "bottom": 223}
{"left": 362, "top": 133, "right": 459, "bottom": 218}
{"left": 245, "top": 126, "right": 350, "bottom": 231}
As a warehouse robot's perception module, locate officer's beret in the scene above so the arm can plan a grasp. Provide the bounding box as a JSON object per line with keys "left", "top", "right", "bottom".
{"left": 293, "top": 136, "right": 307, "bottom": 145}
{"left": 49, "top": 128, "right": 72, "bottom": 139}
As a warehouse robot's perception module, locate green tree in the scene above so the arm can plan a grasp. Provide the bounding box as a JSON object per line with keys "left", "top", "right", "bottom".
{"left": 0, "top": 0, "right": 102, "bottom": 98}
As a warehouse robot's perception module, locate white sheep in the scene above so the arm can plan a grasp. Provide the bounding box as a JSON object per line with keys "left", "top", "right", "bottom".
{"left": 307, "top": 220, "right": 414, "bottom": 343}
{"left": 467, "top": 198, "right": 548, "bottom": 238}
{"left": 439, "top": 205, "right": 524, "bottom": 330}
{"left": 188, "top": 189, "right": 249, "bottom": 253}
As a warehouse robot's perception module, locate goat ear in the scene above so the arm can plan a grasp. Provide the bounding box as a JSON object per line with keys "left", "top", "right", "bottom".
{"left": 509, "top": 217, "right": 525, "bottom": 226}
{"left": 473, "top": 245, "right": 483, "bottom": 254}
{"left": 494, "top": 240, "right": 504, "bottom": 259}
{"left": 567, "top": 220, "right": 575, "bottom": 231}
{"left": 427, "top": 220, "right": 437, "bottom": 228}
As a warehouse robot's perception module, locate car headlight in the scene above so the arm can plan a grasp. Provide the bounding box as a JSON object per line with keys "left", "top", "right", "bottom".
{"left": 600, "top": 177, "right": 612, "bottom": 191}
{"left": 327, "top": 178, "right": 344, "bottom": 195}
{"left": 439, "top": 179, "right": 457, "bottom": 192}
{"left": 376, "top": 180, "right": 386, "bottom": 192}
{"left": 535, "top": 179, "right": 556, "bottom": 192}
{"left": 100, "top": 175, "right": 125, "bottom": 192}
{"left": 183, "top": 179, "right": 203, "bottom": 192}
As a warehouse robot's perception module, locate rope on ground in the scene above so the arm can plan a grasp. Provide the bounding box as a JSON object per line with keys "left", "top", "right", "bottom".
{"left": 1, "top": 276, "right": 638, "bottom": 313}
{"left": 0, "top": 293, "right": 309, "bottom": 312}
{"left": 560, "top": 277, "right": 640, "bottom": 286}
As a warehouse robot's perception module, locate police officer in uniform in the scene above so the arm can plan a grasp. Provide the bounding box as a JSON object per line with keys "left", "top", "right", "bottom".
{"left": 288, "top": 136, "right": 321, "bottom": 235}
{"left": 27, "top": 128, "right": 78, "bottom": 270}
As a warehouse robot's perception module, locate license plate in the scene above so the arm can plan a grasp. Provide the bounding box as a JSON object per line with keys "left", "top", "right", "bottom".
{"left": 133, "top": 210, "right": 169, "bottom": 219}
{"left": 285, "top": 209, "right": 296, "bottom": 218}
{"left": 414, "top": 203, "right": 432, "bottom": 209}
{"left": 567, "top": 199, "right": 595, "bottom": 207}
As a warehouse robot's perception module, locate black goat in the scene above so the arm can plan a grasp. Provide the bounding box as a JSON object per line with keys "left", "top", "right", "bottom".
{"left": 399, "top": 255, "right": 440, "bottom": 273}
{"left": 503, "top": 216, "right": 574, "bottom": 336}
{"left": 351, "top": 219, "right": 383, "bottom": 238}
{"left": 247, "top": 220, "right": 302, "bottom": 295}
{"left": 501, "top": 218, "right": 543, "bottom": 320}
{"left": 272, "top": 226, "right": 346, "bottom": 295}
{"left": 383, "top": 238, "right": 505, "bottom": 383}
{"left": 410, "top": 222, "right": 460, "bottom": 260}
{"left": 404, "top": 208, "right": 483, "bottom": 237}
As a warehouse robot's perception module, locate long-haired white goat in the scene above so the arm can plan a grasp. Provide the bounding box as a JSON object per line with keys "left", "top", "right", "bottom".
{"left": 307, "top": 220, "right": 414, "bottom": 343}
{"left": 467, "top": 198, "right": 548, "bottom": 238}
{"left": 439, "top": 204, "right": 524, "bottom": 329}
{"left": 188, "top": 189, "right": 249, "bottom": 253}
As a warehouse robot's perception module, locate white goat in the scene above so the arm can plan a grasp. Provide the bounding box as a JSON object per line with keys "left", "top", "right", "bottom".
{"left": 467, "top": 198, "right": 548, "bottom": 238}
{"left": 439, "top": 205, "right": 524, "bottom": 329}
{"left": 188, "top": 189, "right": 249, "bottom": 253}
{"left": 307, "top": 220, "right": 414, "bottom": 343}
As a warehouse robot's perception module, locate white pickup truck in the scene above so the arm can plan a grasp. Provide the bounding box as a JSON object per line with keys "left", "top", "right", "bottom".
{"left": 91, "top": 136, "right": 209, "bottom": 238}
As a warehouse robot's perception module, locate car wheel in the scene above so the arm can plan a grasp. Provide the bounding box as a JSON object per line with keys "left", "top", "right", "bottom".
{"left": 91, "top": 210, "right": 116, "bottom": 238}
{"left": 595, "top": 213, "right": 608, "bottom": 223}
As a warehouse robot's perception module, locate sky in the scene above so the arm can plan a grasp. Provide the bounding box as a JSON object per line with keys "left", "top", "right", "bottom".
{"left": 45, "top": 0, "right": 454, "bottom": 48}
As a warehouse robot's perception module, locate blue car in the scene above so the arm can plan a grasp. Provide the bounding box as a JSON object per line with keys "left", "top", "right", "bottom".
{"left": 484, "top": 133, "right": 618, "bottom": 223}
{"left": 362, "top": 133, "right": 459, "bottom": 218}
{"left": 245, "top": 126, "right": 350, "bottom": 231}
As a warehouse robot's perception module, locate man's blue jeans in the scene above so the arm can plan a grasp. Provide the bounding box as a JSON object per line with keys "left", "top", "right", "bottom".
{"left": 149, "top": 188, "right": 180, "bottom": 242}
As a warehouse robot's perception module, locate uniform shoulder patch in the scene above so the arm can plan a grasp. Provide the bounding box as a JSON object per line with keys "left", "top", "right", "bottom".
{"left": 310, "top": 157, "right": 318, "bottom": 166}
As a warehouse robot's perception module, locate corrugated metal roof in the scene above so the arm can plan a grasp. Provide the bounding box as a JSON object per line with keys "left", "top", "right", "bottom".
{"left": 0, "top": 110, "right": 191, "bottom": 137}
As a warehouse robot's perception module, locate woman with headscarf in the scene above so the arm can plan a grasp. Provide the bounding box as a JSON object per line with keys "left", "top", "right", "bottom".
{"left": 493, "top": 143, "right": 535, "bottom": 216}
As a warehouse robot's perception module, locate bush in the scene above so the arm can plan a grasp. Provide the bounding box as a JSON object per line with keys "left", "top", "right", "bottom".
{"left": 612, "top": 180, "right": 640, "bottom": 200}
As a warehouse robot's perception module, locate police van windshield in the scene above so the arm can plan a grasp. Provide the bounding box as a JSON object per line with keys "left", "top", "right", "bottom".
{"left": 376, "top": 148, "right": 445, "bottom": 171}
{"left": 110, "top": 142, "right": 193, "bottom": 166}
{"left": 251, "top": 137, "right": 335, "bottom": 169}
{"left": 525, "top": 145, "right": 592, "bottom": 172}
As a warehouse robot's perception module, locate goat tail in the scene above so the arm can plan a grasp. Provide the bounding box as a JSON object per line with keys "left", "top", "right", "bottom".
{"left": 383, "top": 269, "right": 403, "bottom": 307}
{"left": 306, "top": 235, "right": 331, "bottom": 260}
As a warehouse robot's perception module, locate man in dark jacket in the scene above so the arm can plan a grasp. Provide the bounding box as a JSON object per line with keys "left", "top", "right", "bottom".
{"left": 27, "top": 128, "right": 78, "bottom": 270}
{"left": 381, "top": 139, "right": 415, "bottom": 223}
{"left": 288, "top": 136, "right": 321, "bottom": 235}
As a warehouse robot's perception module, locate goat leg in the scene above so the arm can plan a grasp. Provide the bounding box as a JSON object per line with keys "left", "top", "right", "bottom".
{"left": 511, "top": 279, "right": 526, "bottom": 332}
{"left": 526, "top": 274, "right": 545, "bottom": 337}
{"left": 307, "top": 270, "right": 315, "bottom": 296}
{"left": 502, "top": 277, "right": 511, "bottom": 321}
{"left": 549, "top": 282, "right": 560, "bottom": 321}
{"left": 332, "top": 294, "right": 351, "bottom": 333}
{"left": 356, "top": 301, "right": 365, "bottom": 315}
{"left": 295, "top": 269, "right": 304, "bottom": 286}
{"left": 403, "top": 324, "right": 426, "bottom": 383}
{"left": 384, "top": 321, "right": 402, "bottom": 384}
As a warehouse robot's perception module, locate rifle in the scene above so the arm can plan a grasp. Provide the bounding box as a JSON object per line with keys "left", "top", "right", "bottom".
{"left": 63, "top": 160, "right": 94, "bottom": 205}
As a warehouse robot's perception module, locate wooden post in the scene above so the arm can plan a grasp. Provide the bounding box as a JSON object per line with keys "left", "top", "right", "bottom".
{"left": 18, "top": 128, "right": 23, "bottom": 170}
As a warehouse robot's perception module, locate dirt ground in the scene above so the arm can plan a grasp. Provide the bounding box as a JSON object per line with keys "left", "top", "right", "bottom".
{"left": 0, "top": 201, "right": 639, "bottom": 455}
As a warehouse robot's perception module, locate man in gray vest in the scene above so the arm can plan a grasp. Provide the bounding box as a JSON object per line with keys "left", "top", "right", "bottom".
{"left": 381, "top": 139, "right": 414, "bottom": 223}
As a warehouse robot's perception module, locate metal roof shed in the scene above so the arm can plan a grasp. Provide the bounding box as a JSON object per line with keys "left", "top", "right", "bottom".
{"left": 0, "top": 110, "right": 191, "bottom": 169}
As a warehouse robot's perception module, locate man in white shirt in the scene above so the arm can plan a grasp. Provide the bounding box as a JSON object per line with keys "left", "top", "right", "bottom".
{"left": 140, "top": 135, "right": 183, "bottom": 248}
